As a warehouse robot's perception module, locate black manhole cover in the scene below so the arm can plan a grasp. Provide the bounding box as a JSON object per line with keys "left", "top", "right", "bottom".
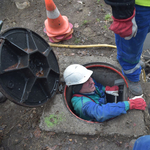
{"left": 0, "top": 28, "right": 60, "bottom": 107}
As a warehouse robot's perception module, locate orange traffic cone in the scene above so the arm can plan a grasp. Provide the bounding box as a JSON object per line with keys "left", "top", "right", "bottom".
{"left": 44, "top": 0, "right": 71, "bottom": 37}
{"left": 44, "top": 23, "right": 73, "bottom": 43}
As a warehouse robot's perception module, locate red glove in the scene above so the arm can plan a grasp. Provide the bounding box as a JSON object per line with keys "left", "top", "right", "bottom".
{"left": 105, "top": 85, "right": 119, "bottom": 96}
{"left": 109, "top": 9, "right": 137, "bottom": 40}
{"left": 129, "top": 97, "right": 146, "bottom": 110}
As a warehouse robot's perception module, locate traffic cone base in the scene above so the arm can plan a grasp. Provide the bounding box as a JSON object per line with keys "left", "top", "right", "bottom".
{"left": 44, "top": 23, "right": 73, "bottom": 43}
{"left": 49, "top": 34, "right": 72, "bottom": 43}
{"left": 45, "top": 16, "right": 71, "bottom": 37}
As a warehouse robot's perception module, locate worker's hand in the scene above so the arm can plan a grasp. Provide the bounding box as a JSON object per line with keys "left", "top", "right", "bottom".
{"left": 105, "top": 85, "right": 119, "bottom": 96}
{"left": 129, "top": 95, "right": 146, "bottom": 110}
{"left": 109, "top": 9, "right": 137, "bottom": 40}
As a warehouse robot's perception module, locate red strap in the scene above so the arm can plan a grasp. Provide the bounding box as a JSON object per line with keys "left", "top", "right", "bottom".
{"left": 73, "top": 94, "right": 95, "bottom": 102}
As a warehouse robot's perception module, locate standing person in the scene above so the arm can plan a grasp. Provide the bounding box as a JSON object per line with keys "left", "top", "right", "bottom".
{"left": 104, "top": 0, "right": 150, "bottom": 95}
{"left": 130, "top": 135, "right": 150, "bottom": 150}
{"left": 63, "top": 64, "right": 146, "bottom": 122}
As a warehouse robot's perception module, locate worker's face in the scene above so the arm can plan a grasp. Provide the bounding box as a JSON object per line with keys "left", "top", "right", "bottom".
{"left": 79, "top": 77, "right": 95, "bottom": 93}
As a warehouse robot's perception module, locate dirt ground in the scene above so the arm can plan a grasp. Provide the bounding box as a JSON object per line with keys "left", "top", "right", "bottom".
{"left": 0, "top": 0, "right": 150, "bottom": 150}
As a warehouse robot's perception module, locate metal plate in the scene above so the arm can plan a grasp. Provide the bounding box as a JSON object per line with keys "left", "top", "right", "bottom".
{"left": 0, "top": 28, "right": 60, "bottom": 107}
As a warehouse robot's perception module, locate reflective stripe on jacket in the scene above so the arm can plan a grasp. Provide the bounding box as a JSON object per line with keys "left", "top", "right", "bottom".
{"left": 136, "top": 0, "right": 150, "bottom": 7}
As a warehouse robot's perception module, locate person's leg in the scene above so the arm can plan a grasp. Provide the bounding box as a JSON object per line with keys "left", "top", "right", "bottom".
{"left": 133, "top": 135, "right": 150, "bottom": 150}
{"left": 116, "top": 5, "right": 150, "bottom": 95}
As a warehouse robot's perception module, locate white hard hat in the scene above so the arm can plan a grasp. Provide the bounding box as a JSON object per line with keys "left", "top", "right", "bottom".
{"left": 63, "top": 64, "right": 93, "bottom": 86}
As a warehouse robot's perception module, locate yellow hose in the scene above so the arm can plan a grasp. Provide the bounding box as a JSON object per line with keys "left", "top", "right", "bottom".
{"left": 142, "top": 69, "right": 147, "bottom": 82}
{"left": 49, "top": 43, "right": 117, "bottom": 49}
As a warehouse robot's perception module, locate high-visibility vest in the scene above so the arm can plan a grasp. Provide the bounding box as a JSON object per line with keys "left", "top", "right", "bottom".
{"left": 135, "top": 0, "right": 150, "bottom": 6}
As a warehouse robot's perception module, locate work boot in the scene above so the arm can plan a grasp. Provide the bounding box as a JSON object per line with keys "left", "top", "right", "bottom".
{"left": 127, "top": 79, "right": 143, "bottom": 96}
{"left": 0, "top": 92, "right": 7, "bottom": 103}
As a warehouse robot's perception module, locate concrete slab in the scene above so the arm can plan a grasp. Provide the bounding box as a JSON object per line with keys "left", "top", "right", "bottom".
{"left": 39, "top": 94, "right": 103, "bottom": 135}
{"left": 39, "top": 94, "right": 146, "bottom": 136}
{"left": 39, "top": 56, "right": 146, "bottom": 136}
{"left": 58, "top": 55, "right": 121, "bottom": 77}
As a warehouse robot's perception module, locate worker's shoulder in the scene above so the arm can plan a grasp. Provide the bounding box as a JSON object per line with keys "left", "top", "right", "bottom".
{"left": 71, "top": 94, "right": 92, "bottom": 103}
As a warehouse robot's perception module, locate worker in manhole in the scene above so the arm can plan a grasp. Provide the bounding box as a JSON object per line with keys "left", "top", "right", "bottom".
{"left": 104, "top": 0, "right": 150, "bottom": 96}
{"left": 63, "top": 64, "right": 146, "bottom": 122}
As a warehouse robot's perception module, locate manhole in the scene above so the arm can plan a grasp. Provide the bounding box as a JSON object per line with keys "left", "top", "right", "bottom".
{"left": 142, "top": 50, "right": 150, "bottom": 82}
{"left": 63, "top": 62, "right": 129, "bottom": 123}
{"left": 0, "top": 28, "right": 60, "bottom": 107}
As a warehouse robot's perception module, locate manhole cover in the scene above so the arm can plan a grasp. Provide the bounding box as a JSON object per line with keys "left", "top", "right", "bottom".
{"left": 0, "top": 28, "right": 60, "bottom": 107}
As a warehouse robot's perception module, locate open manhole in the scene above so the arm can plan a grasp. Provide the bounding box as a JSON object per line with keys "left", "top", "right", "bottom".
{"left": 142, "top": 50, "right": 150, "bottom": 82}
{"left": 0, "top": 28, "right": 60, "bottom": 107}
{"left": 63, "top": 62, "right": 129, "bottom": 123}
